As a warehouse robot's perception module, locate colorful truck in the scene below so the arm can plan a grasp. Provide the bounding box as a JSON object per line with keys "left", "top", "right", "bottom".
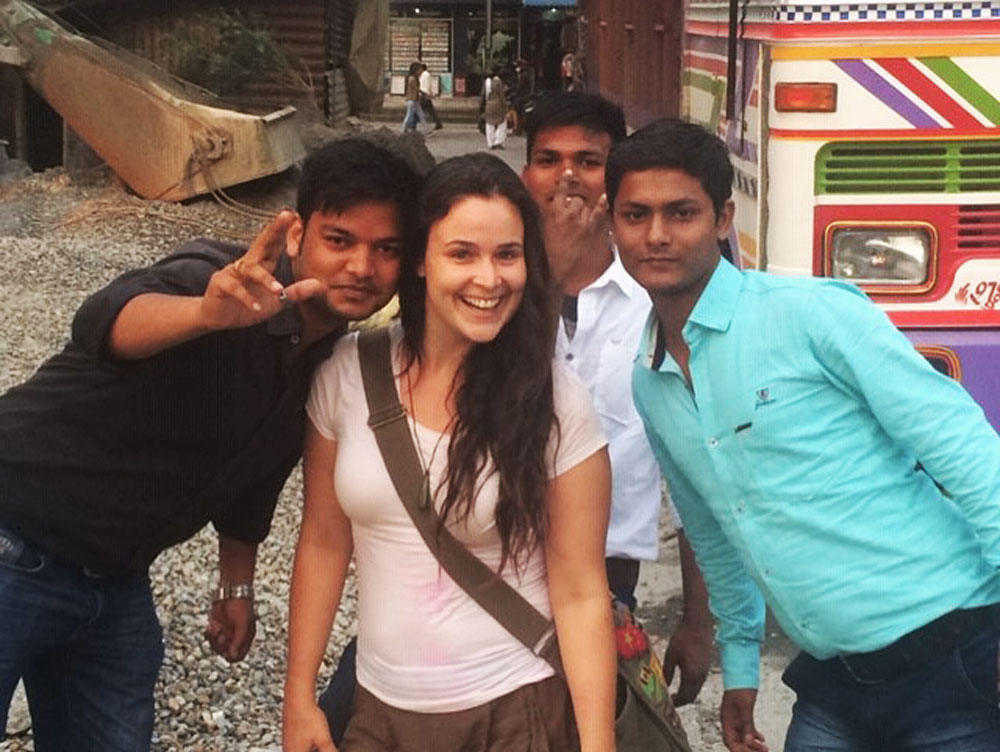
{"left": 683, "top": 0, "right": 1000, "bottom": 428}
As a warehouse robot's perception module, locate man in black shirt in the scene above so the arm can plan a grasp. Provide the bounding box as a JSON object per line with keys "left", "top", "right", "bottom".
{"left": 0, "top": 138, "right": 419, "bottom": 751}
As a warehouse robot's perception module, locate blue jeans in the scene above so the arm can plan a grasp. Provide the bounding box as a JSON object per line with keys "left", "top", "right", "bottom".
{"left": 783, "top": 615, "right": 1000, "bottom": 751}
{"left": 0, "top": 526, "right": 163, "bottom": 751}
{"left": 400, "top": 100, "right": 426, "bottom": 133}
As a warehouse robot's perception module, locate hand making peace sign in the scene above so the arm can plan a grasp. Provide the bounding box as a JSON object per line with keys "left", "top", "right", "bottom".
{"left": 199, "top": 210, "right": 325, "bottom": 331}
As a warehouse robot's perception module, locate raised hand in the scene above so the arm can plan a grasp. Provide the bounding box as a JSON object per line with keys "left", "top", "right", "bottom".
{"left": 543, "top": 172, "right": 611, "bottom": 289}
{"left": 199, "top": 210, "right": 302, "bottom": 331}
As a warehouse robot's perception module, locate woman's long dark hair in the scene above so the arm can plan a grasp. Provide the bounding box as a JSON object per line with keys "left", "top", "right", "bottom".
{"left": 397, "top": 153, "right": 557, "bottom": 573}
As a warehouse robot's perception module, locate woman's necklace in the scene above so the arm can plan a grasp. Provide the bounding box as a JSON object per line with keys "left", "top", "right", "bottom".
{"left": 404, "top": 365, "right": 450, "bottom": 510}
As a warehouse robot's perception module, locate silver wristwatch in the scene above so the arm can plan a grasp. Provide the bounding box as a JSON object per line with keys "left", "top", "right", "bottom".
{"left": 213, "top": 583, "right": 254, "bottom": 603}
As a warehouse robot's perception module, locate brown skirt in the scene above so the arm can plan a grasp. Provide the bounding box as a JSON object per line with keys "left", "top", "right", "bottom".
{"left": 341, "top": 676, "right": 581, "bottom": 752}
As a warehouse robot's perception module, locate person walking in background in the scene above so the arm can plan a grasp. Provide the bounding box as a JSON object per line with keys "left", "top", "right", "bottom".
{"left": 482, "top": 72, "right": 508, "bottom": 150}
{"left": 561, "top": 53, "right": 576, "bottom": 91}
{"left": 509, "top": 58, "right": 532, "bottom": 135}
{"left": 401, "top": 62, "right": 427, "bottom": 134}
{"left": 418, "top": 63, "right": 443, "bottom": 131}
{"left": 283, "top": 153, "right": 615, "bottom": 752}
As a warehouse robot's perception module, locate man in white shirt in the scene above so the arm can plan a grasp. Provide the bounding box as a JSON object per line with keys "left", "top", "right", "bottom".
{"left": 521, "top": 91, "right": 714, "bottom": 705}
{"left": 418, "top": 63, "right": 443, "bottom": 131}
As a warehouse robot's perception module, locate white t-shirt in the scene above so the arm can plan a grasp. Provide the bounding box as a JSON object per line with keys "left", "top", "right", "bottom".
{"left": 306, "top": 323, "right": 607, "bottom": 712}
{"left": 418, "top": 69, "right": 432, "bottom": 96}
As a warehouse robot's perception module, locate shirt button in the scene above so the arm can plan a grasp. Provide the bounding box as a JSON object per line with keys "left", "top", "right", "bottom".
{"left": 708, "top": 437, "right": 719, "bottom": 448}
{"left": 565, "top": 353, "right": 574, "bottom": 361}
{"left": 290, "top": 335, "right": 301, "bottom": 345}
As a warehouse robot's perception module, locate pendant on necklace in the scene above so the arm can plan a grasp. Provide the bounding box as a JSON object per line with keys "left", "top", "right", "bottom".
{"left": 419, "top": 471, "right": 432, "bottom": 510}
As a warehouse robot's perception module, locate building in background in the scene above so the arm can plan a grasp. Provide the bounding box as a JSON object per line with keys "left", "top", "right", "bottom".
{"left": 385, "top": 0, "right": 576, "bottom": 97}
{"left": 576, "top": 0, "right": 683, "bottom": 125}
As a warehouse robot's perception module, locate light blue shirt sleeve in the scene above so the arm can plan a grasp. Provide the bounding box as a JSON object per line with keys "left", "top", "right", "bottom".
{"left": 808, "top": 283, "right": 1000, "bottom": 569}
{"left": 640, "top": 415, "right": 766, "bottom": 689}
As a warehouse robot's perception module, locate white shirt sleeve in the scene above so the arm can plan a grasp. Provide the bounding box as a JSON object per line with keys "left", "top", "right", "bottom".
{"left": 305, "top": 332, "right": 359, "bottom": 441}
{"left": 548, "top": 362, "right": 608, "bottom": 479}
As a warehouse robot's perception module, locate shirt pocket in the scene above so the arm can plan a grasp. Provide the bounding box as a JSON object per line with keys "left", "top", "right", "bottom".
{"left": 730, "top": 378, "right": 844, "bottom": 502}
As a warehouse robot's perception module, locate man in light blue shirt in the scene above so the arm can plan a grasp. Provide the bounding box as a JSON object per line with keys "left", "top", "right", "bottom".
{"left": 606, "top": 118, "right": 1000, "bottom": 752}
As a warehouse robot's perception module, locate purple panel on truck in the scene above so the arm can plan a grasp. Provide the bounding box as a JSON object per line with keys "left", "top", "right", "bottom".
{"left": 905, "top": 329, "right": 1000, "bottom": 432}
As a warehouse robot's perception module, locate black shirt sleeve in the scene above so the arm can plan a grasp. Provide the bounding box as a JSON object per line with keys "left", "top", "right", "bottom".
{"left": 71, "top": 240, "right": 244, "bottom": 360}
{"left": 211, "top": 452, "right": 299, "bottom": 543}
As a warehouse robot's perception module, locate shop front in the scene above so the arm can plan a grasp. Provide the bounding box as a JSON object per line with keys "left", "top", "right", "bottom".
{"left": 387, "top": 1, "right": 576, "bottom": 97}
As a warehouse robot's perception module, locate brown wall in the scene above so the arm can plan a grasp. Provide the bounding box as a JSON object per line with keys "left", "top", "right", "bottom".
{"left": 91, "top": 0, "right": 356, "bottom": 122}
{"left": 578, "top": 0, "right": 683, "bottom": 128}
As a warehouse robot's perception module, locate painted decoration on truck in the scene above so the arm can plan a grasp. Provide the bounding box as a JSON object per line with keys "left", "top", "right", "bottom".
{"left": 776, "top": 1, "right": 1000, "bottom": 22}
{"left": 687, "top": 0, "right": 1000, "bottom": 24}
{"left": 836, "top": 56, "right": 1000, "bottom": 128}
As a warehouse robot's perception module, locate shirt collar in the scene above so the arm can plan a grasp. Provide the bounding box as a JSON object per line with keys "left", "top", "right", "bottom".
{"left": 686, "top": 258, "right": 742, "bottom": 334}
{"left": 266, "top": 303, "right": 305, "bottom": 337}
{"left": 587, "top": 247, "right": 642, "bottom": 299}
{"left": 262, "top": 257, "right": 347, "bottom": 352}
{"left": 637, "top": 258, "right": 742, "bottom": 371}
{"left": 637, "top": 309, "right": 665, "bottom": 370}
{"left": 266, "top": 255, "right": 303, "bottom": 337}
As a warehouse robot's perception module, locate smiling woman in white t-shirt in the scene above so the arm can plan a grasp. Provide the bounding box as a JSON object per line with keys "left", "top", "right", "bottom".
{"left": 283, "top": 153, "right": 616, "bottom": 752}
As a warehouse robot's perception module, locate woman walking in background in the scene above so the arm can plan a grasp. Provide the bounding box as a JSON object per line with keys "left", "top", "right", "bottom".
{"left": 400, "top": 61, "right": 426, "bottom": 133}
{"left": 483, "top": 72, "right": 508, "bottom": 150}
{"left": 283, "top": 153, "right": 615, "bottom": 752}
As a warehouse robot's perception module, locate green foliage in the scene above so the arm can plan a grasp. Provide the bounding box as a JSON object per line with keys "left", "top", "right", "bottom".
{"left": 161, "top": 9, "right": 290, "bottom": 97}
{"left": 466, "top": 30, "right": 514, "bottom": 77}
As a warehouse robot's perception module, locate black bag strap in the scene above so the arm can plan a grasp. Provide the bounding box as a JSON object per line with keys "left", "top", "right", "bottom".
{"left": 357, "top": 327, "right": 562, "bottom": 674}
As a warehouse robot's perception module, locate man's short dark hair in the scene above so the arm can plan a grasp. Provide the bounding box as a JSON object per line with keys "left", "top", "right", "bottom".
{"left": 605, "top": 118, "right": 733, "bottom": 216}
{"left": 522, "top": 91, "right": 627, "bottom": 160}
{"left": 296, "top": 137, "right": 420, "bottom": 227}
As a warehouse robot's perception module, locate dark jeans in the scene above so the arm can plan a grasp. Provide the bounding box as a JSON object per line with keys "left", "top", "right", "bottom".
{"left": 783, "top": 612, "right": 1000, "bottom": 751}
{"left": 0, "top": 526, "right": 163, "bottom": 751}
{"left": 605, "top": 556, "right": 640, "bottom": 612}
{"left": 419, "top": 95, "right": 442, "bottom": 128}
{"left": 319, "top": 556, "right": 641, "bottom": 743}
{"left": 319, "top": 637, "right": 358, "bottom": 745}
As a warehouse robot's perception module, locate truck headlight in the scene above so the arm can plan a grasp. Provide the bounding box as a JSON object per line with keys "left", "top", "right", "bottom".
{"left": 828, "top": 226, "right": 932, "bottom": 286}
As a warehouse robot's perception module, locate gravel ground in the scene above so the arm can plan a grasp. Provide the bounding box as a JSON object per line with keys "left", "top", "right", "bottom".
{"left": 0, "top": 166, "right": 360, "bottom": 752}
